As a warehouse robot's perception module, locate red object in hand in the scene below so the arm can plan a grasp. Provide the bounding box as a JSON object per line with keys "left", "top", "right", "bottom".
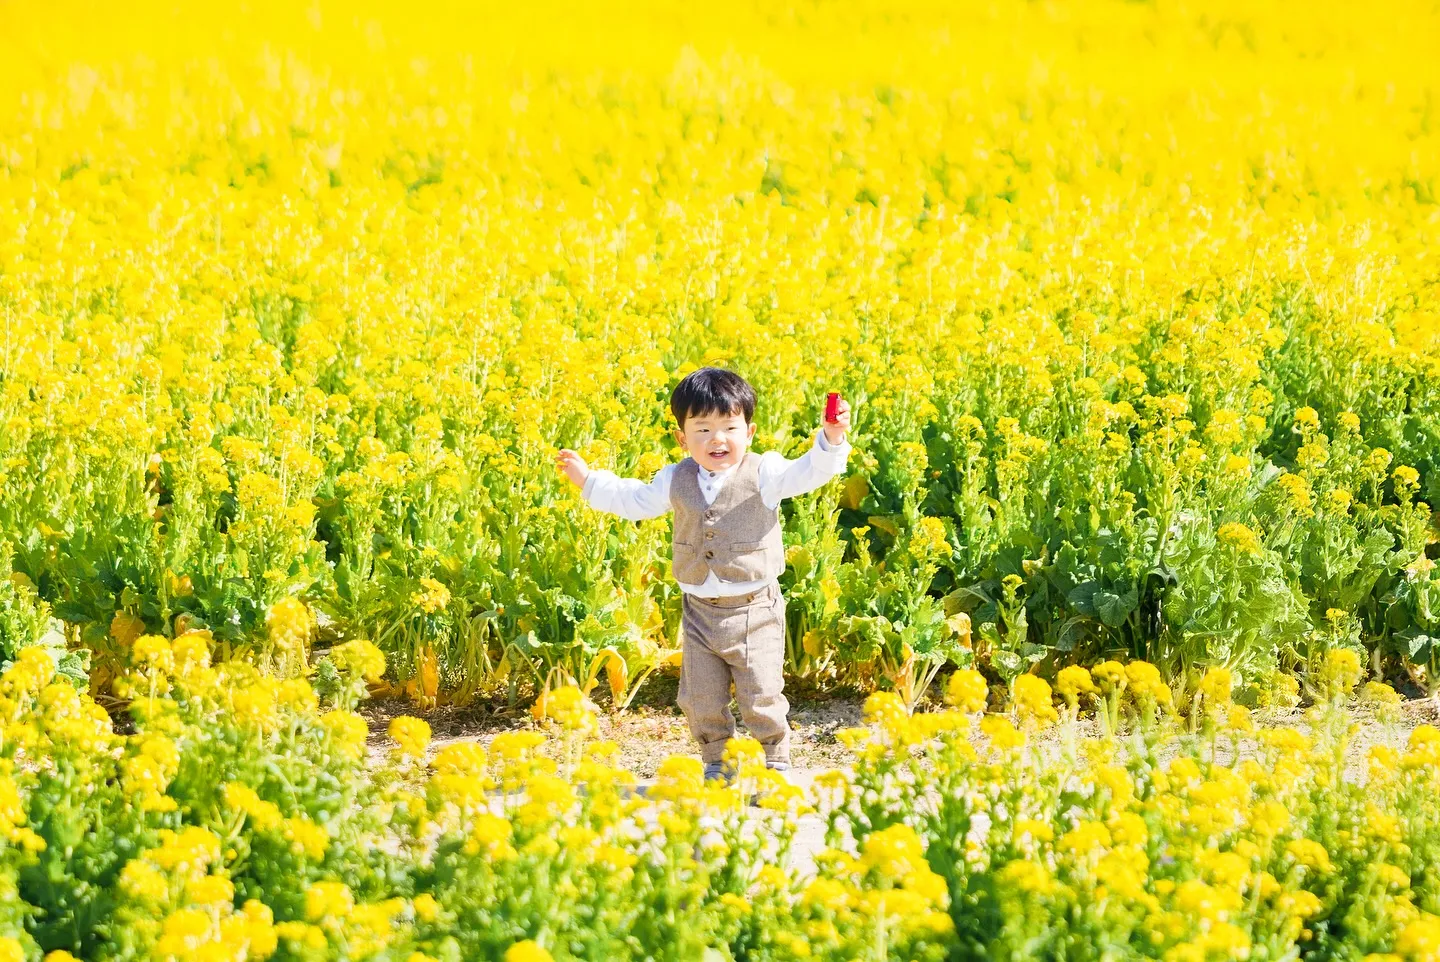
{"left": 825, "top": 392, "right": 841, "bottom": 423}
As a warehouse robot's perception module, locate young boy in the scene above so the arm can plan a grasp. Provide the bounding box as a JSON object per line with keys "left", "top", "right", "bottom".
{"left": 556, "top": 367, "right": 852, "bottom": 779}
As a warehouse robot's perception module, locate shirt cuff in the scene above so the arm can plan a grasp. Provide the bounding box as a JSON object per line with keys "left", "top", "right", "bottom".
{"left": 813, "top": 427, "right": 851, "bottom": 466}
{"left": 580, "top": 469, "right": 606, "bottom": 502}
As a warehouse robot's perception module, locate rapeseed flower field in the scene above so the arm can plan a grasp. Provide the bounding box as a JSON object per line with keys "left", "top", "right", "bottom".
{"left": 3, "top": 1, "right": 1440, "bottom": 957}
{"left": 2, "top": 0, "right": 1438, "bottom": 703}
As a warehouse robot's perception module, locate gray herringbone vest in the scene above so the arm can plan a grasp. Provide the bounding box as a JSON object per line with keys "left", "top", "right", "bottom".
{"left": 668, "top": 452, "right": 784, "bottom": 585}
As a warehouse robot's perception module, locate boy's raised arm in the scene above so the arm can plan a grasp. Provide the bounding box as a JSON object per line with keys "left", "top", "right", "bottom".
{"left": 757, "top": 396, "right": 853, "bottom": 507}
{"left": 557, "top": 448, "right": 674, "bottom": 520}
{"left": 759, "top": 428, "right": 851, "bottom": 507}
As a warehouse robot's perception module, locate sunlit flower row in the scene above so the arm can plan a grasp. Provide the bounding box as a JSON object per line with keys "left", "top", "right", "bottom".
{"left": 2, "top": 629, "right": 1438, "bottom": 959}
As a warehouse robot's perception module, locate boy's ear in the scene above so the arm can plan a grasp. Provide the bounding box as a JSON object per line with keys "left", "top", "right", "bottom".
{"left": 673, "top": 427, "right": 687, "bottom": 449}
{"left": 746, "top": 422, "right": 757, "bottom": 441}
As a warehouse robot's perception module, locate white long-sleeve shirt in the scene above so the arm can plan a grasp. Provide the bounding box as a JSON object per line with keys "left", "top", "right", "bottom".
{"left": 581, "top": 428, "right": 851, "bottom": 598}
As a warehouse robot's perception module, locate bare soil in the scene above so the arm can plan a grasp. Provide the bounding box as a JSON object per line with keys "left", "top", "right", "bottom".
{"left": 361, "top": 672, "right": 868, "bottom": 776}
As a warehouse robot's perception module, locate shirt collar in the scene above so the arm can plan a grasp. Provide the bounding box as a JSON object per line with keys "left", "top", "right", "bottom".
{"left": 698, "top": 457, "right": 741, "bottom": 480}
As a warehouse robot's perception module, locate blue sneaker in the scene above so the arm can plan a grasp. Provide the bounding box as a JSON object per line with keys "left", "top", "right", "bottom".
{"left": 703, "top": 761, "right": 734, "bottom": 785}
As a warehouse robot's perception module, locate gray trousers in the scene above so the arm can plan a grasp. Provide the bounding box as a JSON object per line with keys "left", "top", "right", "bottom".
{"left": 677, "top": 582, "right": 790, "bottom": 766}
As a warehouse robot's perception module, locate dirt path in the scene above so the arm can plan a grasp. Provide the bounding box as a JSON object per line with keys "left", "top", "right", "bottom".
{"left": 362, "top": 675, "right": 867, "bottom": 778}
{"left": 361, "top": 679, "right": 862, "bottom": 874}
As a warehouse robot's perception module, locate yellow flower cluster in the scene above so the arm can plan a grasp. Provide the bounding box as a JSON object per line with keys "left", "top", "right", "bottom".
{"left": 830, "top": 662, "right": 1440, "bottom": 961}
{"left": 388, "top": 715, "right": 432, "bottom": 759}
{"left": 1013, "top": 675, "right": 1059, "bottom": 728}
{"left": 411, "top": 578, "right": 452, "bottom": 616}
{"left": 9, "top": 624, "right": 1440, "bottom": 961}
{"left": 1055, "top": 666, "right": 1097, "bottom": 709}
{"left": 264, "top": 596, "right": 315, "bottom": 677}
{"left": 327, "top": 639, "right": 387, "bottom": 683}
{"left": 944, "top": 669, "right": 989, "bottom": 714}
{"left": 530, "top": 685, "right": 600, "bottom": 735}
{"left": 1318, "top": 648, "right": 1365, "bottom": 701}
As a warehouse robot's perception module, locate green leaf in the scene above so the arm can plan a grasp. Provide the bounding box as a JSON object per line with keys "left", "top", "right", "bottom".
{"left": 1067, "top": 581, "right": 1100, "bottom": 615}
{"left": 1397, "top": 628, "right": 1434, "bottom": 660}
{"left": 1095, "top": 586, "right": 1139, "bottom": 628}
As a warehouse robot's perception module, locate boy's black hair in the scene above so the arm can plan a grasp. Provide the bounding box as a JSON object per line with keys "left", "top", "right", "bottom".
{"left": 670, "top": 367, "right": 756, "bottom": 427}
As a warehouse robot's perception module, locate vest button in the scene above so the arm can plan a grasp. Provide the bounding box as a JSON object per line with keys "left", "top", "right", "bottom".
{"left": 704, "top": 550, "right": 714, "bottom": 559}
{"left": 704, "top": 530, "right": 715, "bottom": 540}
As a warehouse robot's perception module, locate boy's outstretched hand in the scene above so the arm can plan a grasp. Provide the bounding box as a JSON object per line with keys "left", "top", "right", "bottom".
{"left": 556, "top": 449, "right": 589, "bottom": 488}
{"left": 823, "top": 395, "right": 851, "bottom": 446}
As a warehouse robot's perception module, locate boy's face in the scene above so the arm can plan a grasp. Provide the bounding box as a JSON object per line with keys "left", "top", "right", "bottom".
{"left": 674, "top": 408, "right": 756, "bottom": 472}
